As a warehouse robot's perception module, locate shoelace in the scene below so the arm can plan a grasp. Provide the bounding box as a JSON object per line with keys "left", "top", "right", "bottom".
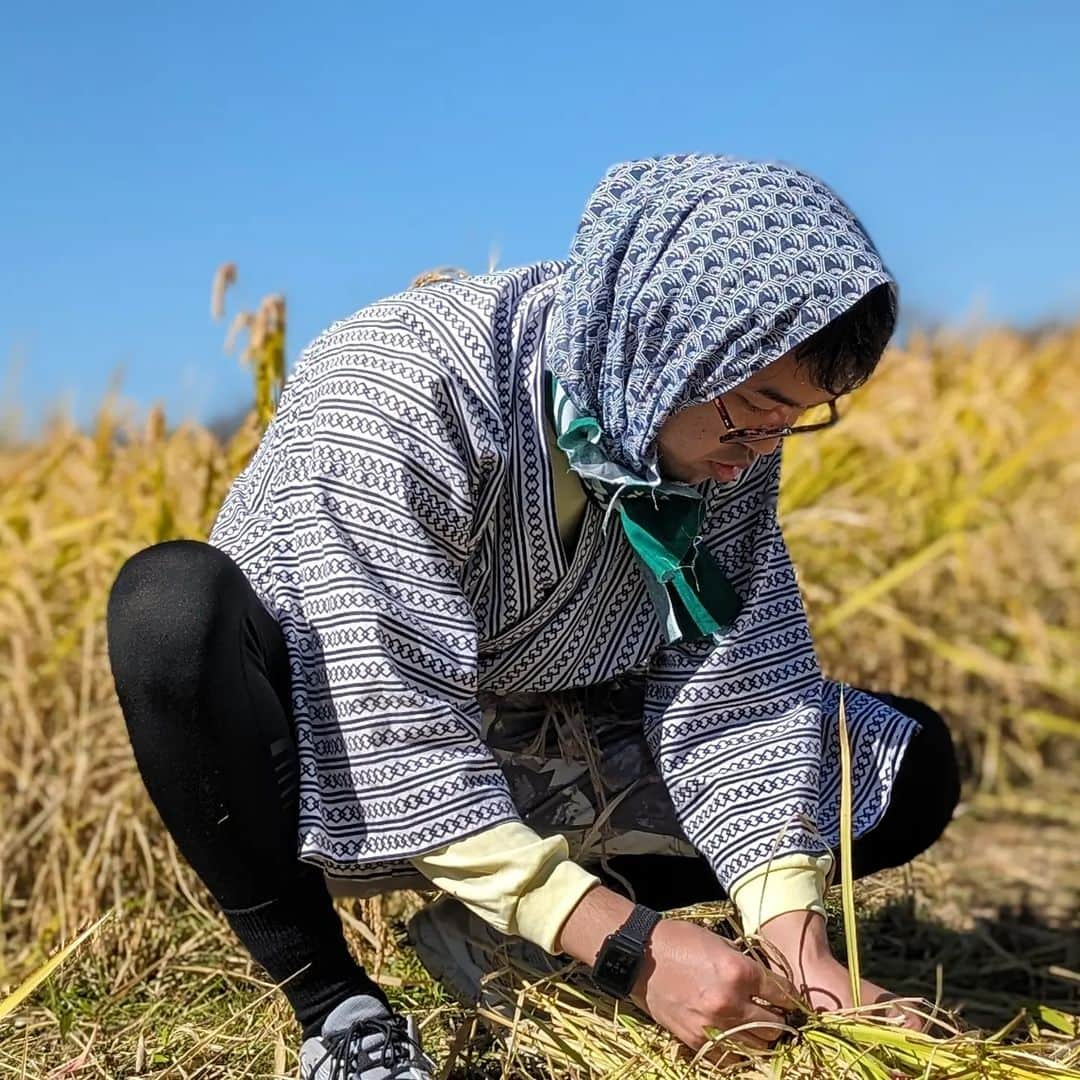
{"left": 310, "top": 1013, "right": 426, "bottom": 1079}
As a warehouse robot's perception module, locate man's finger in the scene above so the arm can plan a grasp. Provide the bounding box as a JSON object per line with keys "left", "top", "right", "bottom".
{"left": 754, "top": 965, "right": 803, "bottom": 1014}
{"left": 737, "top": 1003, "right": 794, "bottom": 1045}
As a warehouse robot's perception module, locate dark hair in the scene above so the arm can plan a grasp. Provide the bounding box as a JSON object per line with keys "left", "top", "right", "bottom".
{"left": 792, "top": 282, "right": 898, "bottom": 396}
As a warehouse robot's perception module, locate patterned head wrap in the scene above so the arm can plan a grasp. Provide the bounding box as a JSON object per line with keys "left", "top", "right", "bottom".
{"left": 545, "top": 153, "right": 897, "bottom": 474}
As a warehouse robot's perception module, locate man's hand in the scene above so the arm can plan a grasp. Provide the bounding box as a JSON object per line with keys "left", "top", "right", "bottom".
{"left": 557, "top": 885, "right": 797, "bottom": 1055}
{"left": 630, "top": 917, "right": 798, "bottom": 1054}
{"left": 757, "top": 910, "right": 923, "bottom": 1030}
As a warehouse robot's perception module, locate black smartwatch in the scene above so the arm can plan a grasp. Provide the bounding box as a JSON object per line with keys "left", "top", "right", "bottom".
{"left": 591, "top": 903, "right": 662, "bottom": 998}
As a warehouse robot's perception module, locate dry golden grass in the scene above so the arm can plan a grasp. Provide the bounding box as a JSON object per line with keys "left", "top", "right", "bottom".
{"left": 781, "top": 323, "right": 1080, "bottom": 800}
{"left": 0, "top": 282, "right": 1077, "bottom": 1076}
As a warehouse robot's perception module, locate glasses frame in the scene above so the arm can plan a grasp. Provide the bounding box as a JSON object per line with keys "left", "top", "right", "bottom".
{"left": 712, "top": 395, "right": 840, "bottom": 445}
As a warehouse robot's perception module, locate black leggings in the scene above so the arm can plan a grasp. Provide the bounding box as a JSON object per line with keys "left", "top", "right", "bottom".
{"left": 106, "top": 539, "right": 961, "bottom": 1031}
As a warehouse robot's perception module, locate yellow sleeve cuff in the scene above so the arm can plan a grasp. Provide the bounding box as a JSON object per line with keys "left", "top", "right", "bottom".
{"left": 728, "top": 852, "right": 833, "bottom": 936}
{"left": 409, "top": 821, "right": 600, "bottom": 953}
{"left": 515, "top": 857, "right": 600, "bottom": 953}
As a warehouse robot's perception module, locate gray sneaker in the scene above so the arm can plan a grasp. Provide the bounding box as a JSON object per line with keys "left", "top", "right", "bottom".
{"left": 406, "top": 897, "right": 572, "bottom": 1017}
{"left": 298, "top": 994, "right": 435, "bottom": 1080}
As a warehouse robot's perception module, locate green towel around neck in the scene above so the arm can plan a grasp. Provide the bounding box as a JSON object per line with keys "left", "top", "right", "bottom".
{"left": 548, "top": 373, "right": 743, "bottom": 644}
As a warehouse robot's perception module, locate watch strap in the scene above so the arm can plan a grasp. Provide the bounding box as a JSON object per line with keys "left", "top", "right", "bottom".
{"left": 617, "top": 903, "right": 663, "bottom": 949}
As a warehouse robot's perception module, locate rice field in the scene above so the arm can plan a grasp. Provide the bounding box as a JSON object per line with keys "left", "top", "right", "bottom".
{"left": 0, "top": 274, "right": 1077, "bottom": 1077}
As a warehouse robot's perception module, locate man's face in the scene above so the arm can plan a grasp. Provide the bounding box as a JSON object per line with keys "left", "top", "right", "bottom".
{"left": 654, "top": 350, "right": 837, "bottom": 484}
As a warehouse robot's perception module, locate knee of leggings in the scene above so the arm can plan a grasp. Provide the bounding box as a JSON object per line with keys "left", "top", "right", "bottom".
{"left": 106, "top": 539, "right": 243, "bottom": 684}
{"left": 894, "top": 698, "right": 962, "bottom": 845}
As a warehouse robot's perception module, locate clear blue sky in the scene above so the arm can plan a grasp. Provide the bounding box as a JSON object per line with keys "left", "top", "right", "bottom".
{"left": 3, "top": 1, "right": 1078, "bottom": 435}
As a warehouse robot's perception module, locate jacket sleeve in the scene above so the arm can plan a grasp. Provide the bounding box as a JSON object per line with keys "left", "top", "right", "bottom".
{"left": 642, "top": 452, "right": 831, "bottom": 891}
{"left": 229, "top": 324, "right": 523, "bottom": 869}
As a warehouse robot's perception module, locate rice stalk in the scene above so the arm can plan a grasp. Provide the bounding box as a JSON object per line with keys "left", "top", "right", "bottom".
{"left": 0, "top": 911, "right": 112, "bottom": 1021}
{"left": 837, "top": 684, "right": 862, "bottom": 1008}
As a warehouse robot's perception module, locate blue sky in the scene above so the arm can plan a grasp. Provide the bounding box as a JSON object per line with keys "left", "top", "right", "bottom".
{"left": 3, "top": 1, "right": 1078, "bottom": 435}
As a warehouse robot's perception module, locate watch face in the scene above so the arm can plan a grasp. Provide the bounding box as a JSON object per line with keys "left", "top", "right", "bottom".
{"left": 597, "top": 938, "right": 640, "bottom": 994}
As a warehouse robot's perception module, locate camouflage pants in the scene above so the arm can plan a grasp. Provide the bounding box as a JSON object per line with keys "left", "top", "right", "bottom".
{"left": 478, "top": 674, "right": 698, "bottom": 867}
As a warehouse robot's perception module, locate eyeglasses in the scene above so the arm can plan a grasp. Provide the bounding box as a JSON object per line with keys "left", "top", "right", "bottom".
{"left": 712, "top": 395, "right": 840, "bottom": 444}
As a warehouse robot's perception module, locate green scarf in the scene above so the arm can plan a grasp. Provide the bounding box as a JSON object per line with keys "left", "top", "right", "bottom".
{"left": 549, "top": 374, "right": 743, "bottom": 645}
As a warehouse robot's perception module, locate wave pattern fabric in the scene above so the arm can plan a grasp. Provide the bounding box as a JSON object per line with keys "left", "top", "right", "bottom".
{"left": 546, "top": 153, "right": 896, "bottom": 472}
{"left": 208, "top": 154, "right": 917, "bottom": 889}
